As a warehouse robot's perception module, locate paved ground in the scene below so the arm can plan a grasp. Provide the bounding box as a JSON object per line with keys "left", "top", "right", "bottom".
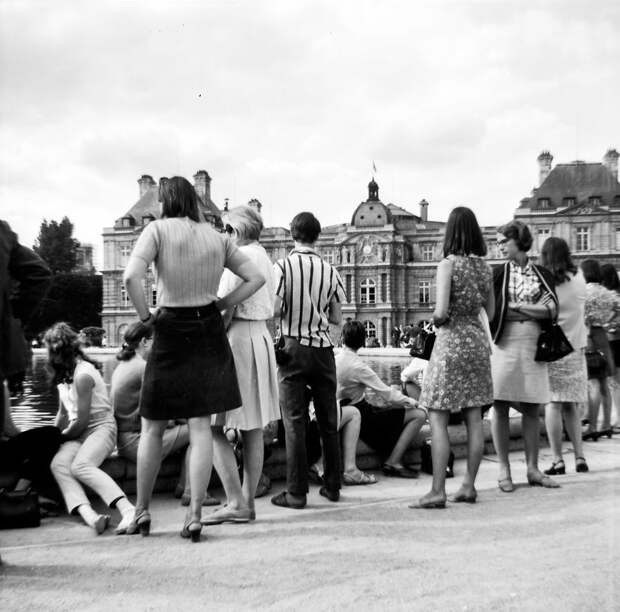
{"left": 1, "top": 438, "right": 618, "bottom": 611}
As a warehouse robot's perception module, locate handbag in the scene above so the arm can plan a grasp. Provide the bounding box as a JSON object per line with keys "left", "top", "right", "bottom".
{"left": 0, "top": 487, "right": 41, "bottom": 529}
{"left": 534, "top": 317, "right": 573, "bottom": 362}
{"left": 409, "top": 327, "right": 436, "bottom": 360}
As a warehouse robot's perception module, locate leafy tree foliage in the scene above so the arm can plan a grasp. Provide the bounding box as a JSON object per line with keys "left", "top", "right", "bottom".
{"left": 26, "top": 274, "right": 102, "bottom": 340}
{"left": 33, "top": 217, "right": 79, "bottom": 274}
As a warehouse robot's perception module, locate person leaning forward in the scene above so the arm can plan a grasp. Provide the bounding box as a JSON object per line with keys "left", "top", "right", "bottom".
{"left": 271, "top": 212, "right": 346, "bottom": 509}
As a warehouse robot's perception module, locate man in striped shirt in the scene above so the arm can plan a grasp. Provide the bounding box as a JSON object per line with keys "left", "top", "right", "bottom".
{"left": 271, "top": 212, "right": 346, "bottom": 509}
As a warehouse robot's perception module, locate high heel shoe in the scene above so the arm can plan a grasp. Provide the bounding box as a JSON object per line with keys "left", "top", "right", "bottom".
{"left": 575, "top": 457, "right": 589, "bottom": 473}
{"left": 544, "top": 460, "right": 565, "bottom": 475}
{"left": 125, "top": 508, "right": 151, "bottom": 536}
{"left": 180, "top": 520, "right": 202, "bottom": 543}
{"left": 582, "top": 431, "right": 599, "bottom": 442}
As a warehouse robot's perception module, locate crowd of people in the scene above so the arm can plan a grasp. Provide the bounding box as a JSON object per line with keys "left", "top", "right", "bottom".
{"left": 2, "top": 177, "right": 619, "bottom": 542}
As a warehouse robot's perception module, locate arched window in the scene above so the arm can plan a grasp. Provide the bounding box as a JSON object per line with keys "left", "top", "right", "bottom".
{"left": 360, "top": 278, "right": 376, "bottom": 304}
{"left": 364, "top": 320, "right": 376, "bottom": 338}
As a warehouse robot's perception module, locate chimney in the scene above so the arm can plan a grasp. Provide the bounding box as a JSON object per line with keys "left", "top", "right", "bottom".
{"left": 137, "top": 175, "right": 156, "bottom": 197}
{"left": 248, "top": 198, "right": 263, "bottom": 214}
{"left": 603, "top": 149, "right": 619, "bottom": 181}
{"left": 193, "top": 170, "right": 212, "bottom": 202}
{"left": 537, "top": 151, "right": 553, "bottom": 185}
{"left": 419, "top": 198, "right": 429, "bottom": 222}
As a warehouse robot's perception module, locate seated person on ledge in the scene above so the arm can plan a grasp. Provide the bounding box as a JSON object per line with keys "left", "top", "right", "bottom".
{"left": 336, "top": 321, "right": 428, "bottom": 479}
{"left": 110, "top": 322, "right": 218, "bottom": 506}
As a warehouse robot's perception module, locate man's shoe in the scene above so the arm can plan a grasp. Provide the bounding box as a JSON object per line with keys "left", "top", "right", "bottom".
{"left": 319, "top": 487, "right": 340, "bottom": 502}
{"left": 270, "top": 491, "right": 306, "bottom": 509}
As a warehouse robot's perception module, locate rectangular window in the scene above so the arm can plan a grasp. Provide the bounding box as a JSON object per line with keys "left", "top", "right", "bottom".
{"left": 537, "top": 228, "right": 550, "bottom": 250}
{"left": 421, "top": 245, "right": 434, "bottom": 262}
{"left": 120, "top": 286, "right": 130, "bottom": 307}
{"left": 151, "top": 284, "right": 157, "bottom": 307}
{"left": 380, "top": 273, "right": 387, "bottom": 302}
{"left": 323, "top": 250, "right": 334, "bottom": 264}
{"left": 419, "top": 280, "right": 431, "bottom": 305}
{"left": 120, "top": 244, "right": 132, "bottom": 265}
{"left": 616, "top": 228, "right": 620, "bottom": 251}
{"left": 576, "top": 227, "right": 590, "bottom": 252}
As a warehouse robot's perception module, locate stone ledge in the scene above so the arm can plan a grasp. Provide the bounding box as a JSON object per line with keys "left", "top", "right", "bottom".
{"left": 102, "top": 418, "right": 534, "bottom": 493}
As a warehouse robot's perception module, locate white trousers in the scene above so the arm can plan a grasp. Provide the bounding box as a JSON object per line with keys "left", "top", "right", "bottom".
{"left": 51, "top": 419, "right": 125, "bottom": 513}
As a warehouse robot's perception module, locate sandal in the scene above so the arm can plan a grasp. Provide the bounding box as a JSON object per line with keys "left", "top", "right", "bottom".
{"left": 448, "top": 488, "right": 477, "bottom": 504}
{"left": 544, "top": 460, "right": 565, "bottom": 476}
{"left": 497, "top": 477, "right": 514, "bottom": 493}
{"left": 409, "top": 493, "right": 446, "bottom": 509}
{"left": 527, "top": 474, "right": 560, "bottom": 488}
{"left": 575, "top": 457, "right": 589, "bottom": 473}
{"left": 342, "top": 471, "right": 377, "bottom": 486}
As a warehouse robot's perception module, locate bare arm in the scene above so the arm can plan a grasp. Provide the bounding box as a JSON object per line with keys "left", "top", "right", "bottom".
{"left": 509, "top": 292, "right": 556, "bottom": 320}
{"left": 54, "top": 397, "right": 68, "bottom": 430}
{"left": 432, "top": 258, "right": 453, "bottom": 325}
{"left": 123, "top": 256, "right": 151, "bottom": 322}
{"left": 215, "top": 250, "right": 265, "bottom": 311}
{"left": 61, "top": 374, "right": 93, "bottom": 440}
{"left": 328, "top": 300, "right": 342, "bottom": 325}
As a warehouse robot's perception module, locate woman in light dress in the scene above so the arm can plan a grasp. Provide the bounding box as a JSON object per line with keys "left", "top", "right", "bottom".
{"left": 205, "top": 205, "right": 280, "bottom": 524}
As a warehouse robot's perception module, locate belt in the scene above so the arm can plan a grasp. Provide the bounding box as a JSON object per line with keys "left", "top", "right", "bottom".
{"left": 160, "top": 304, "right": 216, "bottom": 319}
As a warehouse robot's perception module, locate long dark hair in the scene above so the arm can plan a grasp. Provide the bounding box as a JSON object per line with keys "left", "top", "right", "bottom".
{"left": 116, "top": 321, "right": 152, "bottom": 361}
{"left": 442, "top": 206, "right": 487, "bottom": 257}
{"left": 601, "top": 263, "right": 620, "bottom": 292}
{"left": 581, "top": 259, "right": 602, "bottom": 284}
{"left": 159, "top": 176, "right": 201, "bottom": 222}
{"left": 43, "top": 322, "right": 101, "bottom": 385}
{"left": 540, "top": 237, "right": 577, "bottom": 284}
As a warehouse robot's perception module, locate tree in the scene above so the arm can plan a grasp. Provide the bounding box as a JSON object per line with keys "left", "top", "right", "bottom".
{"left": 33, "top": 217, "right": 79, "bottom": 274}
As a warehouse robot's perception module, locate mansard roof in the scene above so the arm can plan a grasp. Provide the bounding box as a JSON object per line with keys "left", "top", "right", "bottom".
{"left": 117, "top": 185, "right": 221, "bottom": 225}
{"left": 520, "top": 162, "right": 620, "bottom": 210}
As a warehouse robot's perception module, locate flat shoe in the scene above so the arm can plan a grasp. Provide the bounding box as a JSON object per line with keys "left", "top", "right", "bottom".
{"left": 449, "top": 491, "right": 477, "bottom": 504}
{"left": 201, "top": 506, "right": 251, "bottom": 525}
{"left": 382, "top": 464, "right": 419, "bottom": 479}
{"left": 528, "top": 475, "right": 560, "bottom": 488}
{"left": 342, "top": 471, "right": 377, "bottom": 486}
{"left": 270, "top": 491, "right": 306, "bottom": 509}
{"left": 319, "top": 487, "right": 340, "bottom": 502}
{"left": 409, "top": 495, "right": 446, "bottom": 509}
{"left": 498, "top": 477, "right": 514, "bottom": 493}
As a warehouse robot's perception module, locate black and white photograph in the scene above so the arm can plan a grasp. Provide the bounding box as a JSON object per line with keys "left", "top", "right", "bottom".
{"left": 1, "top": 1, "right": 619, "bottom": 610}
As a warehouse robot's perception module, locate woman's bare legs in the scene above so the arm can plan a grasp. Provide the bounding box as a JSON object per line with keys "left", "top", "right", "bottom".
{"left": 491, "top": 401, "right": 512, "bottom": 483}
{"left": 385, "top": 407, "right": 427, "bottom": 467}
{"left": 419, "top": 409, "right": 450, "bottom": 503}
{"left": 601, "top": 378, "right": 613, "bottom": 430}
{"left": 453, "top": 406, "right": 484, "bottom": 498}
{"left": 211, "top": 426, "right": 248, "bottom": 511}
{"left": 135, "top": 418, "right": 168, "bottom": 511}
{"left": 562, "top": 403, "right": 586, "bottom": 465}
{"left": 186, "top": 417, "right": 213, "bottom": 523}
{"left": 587, "top": 379, "right": 602, "bottom": 434}
{"left": 241, "top": 428, "right": 264, "bottom": 514}
{"left": 340, "top": 405, "right": 361, "bottom": 475}
{"left": 544, "top": 402, "right": 564, "bottom": 462}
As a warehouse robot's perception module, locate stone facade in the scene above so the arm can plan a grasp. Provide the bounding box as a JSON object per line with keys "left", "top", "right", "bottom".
{"left": 102, "top": 149, "right": 620, "bottom": 346}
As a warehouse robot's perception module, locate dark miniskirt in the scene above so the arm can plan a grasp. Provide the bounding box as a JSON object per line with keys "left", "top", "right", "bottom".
{"left": 139, "top": 304, "right": 242, "bottom": 420}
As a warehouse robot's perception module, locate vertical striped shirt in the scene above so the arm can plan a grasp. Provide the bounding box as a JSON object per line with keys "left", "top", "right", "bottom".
{"left": 130, "top": 217, "right": 239, "bottom": 307}
{"left": 274, "top": 247, "right": 346, "bottom": 347}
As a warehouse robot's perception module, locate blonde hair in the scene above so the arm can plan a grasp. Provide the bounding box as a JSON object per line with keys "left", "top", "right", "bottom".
{"left": 223, "top": 205, "right": 263, "bottom": 241}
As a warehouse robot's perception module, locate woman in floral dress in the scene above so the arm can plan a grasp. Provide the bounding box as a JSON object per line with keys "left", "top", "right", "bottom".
{"left": 412, "top": 207, "right": 495, "bottom": 509}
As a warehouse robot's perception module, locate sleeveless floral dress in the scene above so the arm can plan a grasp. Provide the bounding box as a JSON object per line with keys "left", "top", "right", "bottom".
{"left": 419, "top": 255, "right": 493, "bottom": 412}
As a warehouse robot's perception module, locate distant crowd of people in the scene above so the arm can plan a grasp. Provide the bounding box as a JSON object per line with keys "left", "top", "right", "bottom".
{"left": 2, "top": 176, "right": 618, "bottom": 542}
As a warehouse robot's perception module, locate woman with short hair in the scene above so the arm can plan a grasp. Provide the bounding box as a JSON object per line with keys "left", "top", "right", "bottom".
{"left": 123, "top": 177, "right": 264, "bottom": 542}
{"left": 539, "top": 237, "right": 589, "bottom": 475}
{"left": 204, "top": 205, "right": 280, "bottom": 524}
{"left": 490, "top": 220, "right": 559, "bottom": 491}
{"left": 413, "top": 206, "right": 494, "bottom": 509}
{"left": 581, "top": 259, "right": 619, "bottom": 440}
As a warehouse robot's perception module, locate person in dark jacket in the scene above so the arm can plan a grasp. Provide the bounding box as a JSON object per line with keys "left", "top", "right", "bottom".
{"left": 489, "top": 220, "right": 560, "bottom": 492}
{"left": 0, "top": 220, "right": 59, "bottom": 505}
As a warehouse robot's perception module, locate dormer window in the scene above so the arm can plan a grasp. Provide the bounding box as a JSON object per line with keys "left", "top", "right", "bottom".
{"left": 563, "top": 197, "right": 576, "bottom": 207}
{"left": 589, "top": 196, "right": 601, "bottom": 207}
{"left": 538, "top": 198, "right": 550, "bottom": 209}
{"left": 142, "top": 215, "right": 154, "bottom": 225}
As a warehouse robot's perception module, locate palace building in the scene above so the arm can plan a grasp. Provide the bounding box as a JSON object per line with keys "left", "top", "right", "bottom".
{"left": 101, "top": 149, "right": 620, "bottom": 346}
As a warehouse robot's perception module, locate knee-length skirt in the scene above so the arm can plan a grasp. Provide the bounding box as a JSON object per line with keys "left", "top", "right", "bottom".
{"left": 140, "top": 305, "right": 242, "bottom": 420}
{"left": 491, "top": 320, "right": 549, "bottom": 404}
{"left": 212, "top": 319, "right": 280, "bottom": 430}
{"left": 548, "top": 347, "right": 587, "bottom": 403}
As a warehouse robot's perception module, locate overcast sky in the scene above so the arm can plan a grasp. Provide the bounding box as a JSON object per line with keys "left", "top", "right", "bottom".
{"left": 1, "top": 1, "right": 619, "bottom": 266}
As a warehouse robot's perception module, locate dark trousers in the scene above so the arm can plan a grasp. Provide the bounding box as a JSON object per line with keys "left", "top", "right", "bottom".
{"left": 278, "top": 338, "right": 341, "bottom": 496}
{"left": 0, "top": 426, "right": 62, "bottom": 499}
